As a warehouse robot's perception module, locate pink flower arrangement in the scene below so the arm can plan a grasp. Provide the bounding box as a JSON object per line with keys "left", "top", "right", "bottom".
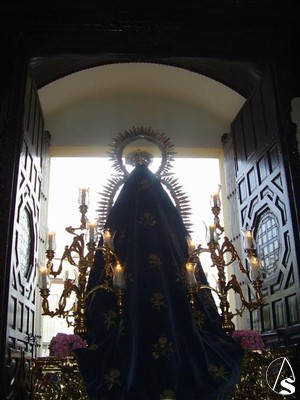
{"left": 49, "top": 333, "right": 87, "bottom": 357}
{"left": 232, "top": 329, "right": 265, "bottom": 351}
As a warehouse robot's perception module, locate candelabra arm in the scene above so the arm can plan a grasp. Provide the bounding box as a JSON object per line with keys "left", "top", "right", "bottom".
{"left": 69, "top": 233, "right": 85, "bottom": 260}
{"left": 96, "top": 245, "right": 122, "bottom": 278}
{"left": 40, "top": 279, "right": 79, "bottom": 319}
{"left": 85, "top": 282, "right": 114, "bottom": 300}
{"left": 45, "top": 249, "right": 62, "bottom": 278}
{"left": 85, "top": 282, "right": 124, "bottom": 316}
{"left": 187, "top": 245, "right": 213, "bottom": 266}
{"left": 194, "top": 245, "right": 212, "bottom": 257}
{"left": 211, "top": 205, "right": 224, "bottom": 234}
{"left": 40, "top": 289, "right": 61, "bottom": 318}
{"left": 252, "top": 278, "right": 263, "bottom": 307}
{"left": 50, "top": 233, "right": 89, "bottom": 279}
{"left": 56, "top": 280, "right": 77, "bottom": 316}
{"left": 227, "top": 274, "right": 263, "bottom": 311}
{"left": 220, "top": 238, "right": 247, "bottom": 274}
{"left": 96, "top": 246, "right": 121, "bottom": 262}
{"left": 231, "top": 303, "right": 246, "bottom": 319}
{"left": 50, "top": 258, "right": 63, "bottom": 278}
{"left": 40, "top": 288, "right": 52, "bottom": 316}
{"left": 197, "top": 283, "right": 220, "bottom": 297}
{"left": 84, "top": 242, "right": 97, "bottom": 265}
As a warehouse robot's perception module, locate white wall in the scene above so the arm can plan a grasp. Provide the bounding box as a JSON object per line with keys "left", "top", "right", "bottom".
{"left": 45, "top": 95, "right": 230, "bottom": 156}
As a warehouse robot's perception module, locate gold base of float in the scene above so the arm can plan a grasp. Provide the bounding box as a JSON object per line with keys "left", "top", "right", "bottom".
{"left": 31, "top": 356, "right": 89, "bottom": 400}
{"left": 31, "top": 349, "right": 290, "bottom": 400}
{"left": 231, "top": 348, "right": 292, "bottom": 400}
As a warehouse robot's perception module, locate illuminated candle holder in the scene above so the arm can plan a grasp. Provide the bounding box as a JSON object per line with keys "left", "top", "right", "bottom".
{"left": 249, "top": 255, "right": 262, "bottom": 281}
{"left": 210, "top": 184, "right": 221, "bottom": 208}
{"left": 183, "top": 186, "right": 263, "bottom": 335}
{"left": 113, "top": 261, "right": 126, "bottom": 289}
{"left": 187, "top": 236, "right": 196, "bottom": 255}
{"left": 39, "top": 210, "right": 127, "bottom": 338}
{"left": 86, "top": 222, "right": 98, "bottom": 244}
{"left": 78, "top": 187, "right": 90, "bottom": 207}
{"left": 39, "top": 264, "right": 50, "bottom": 289}
{"left": 185, "top": 262, "right": 197, "bottom": 288}
{"left": 204, "top": 223, "right": 219, "bottom": 244}
{"left": 47, "top": 232, "right": 56, "bottom": 251}
{"left": 241, "top": 228, "right": 255, "bottom": 250}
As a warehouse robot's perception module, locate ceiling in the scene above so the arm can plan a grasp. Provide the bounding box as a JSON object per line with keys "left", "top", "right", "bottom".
{"left": 38, "top": 62, "right": 246, "bottom": 121}
{"left": 31, "top": 55, "right": 265, "bottom": 99}
{"left": 36, "top": 62, "right": 248, "bottom": 153}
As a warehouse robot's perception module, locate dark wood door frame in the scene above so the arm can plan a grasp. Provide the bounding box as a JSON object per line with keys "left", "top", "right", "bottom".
{"left": 1, "top": 4, "right": 300, "bottom": 397}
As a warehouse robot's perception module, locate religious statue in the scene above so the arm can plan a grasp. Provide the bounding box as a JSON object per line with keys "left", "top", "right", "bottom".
{"left": 74, "top": 127, "right": 244, "bottom": 400}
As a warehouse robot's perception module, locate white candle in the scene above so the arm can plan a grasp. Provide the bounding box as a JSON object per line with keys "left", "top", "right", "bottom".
{"left": 63, "top": 269, "right": 69, "bottom": 281}
{"left": 187, "top": 237, "right": 196, "bottom": 255}
{"left": 207, "top": 225, "right": 216, "bottom": 243}
{"left": 185, "top": 263, "right": 197, "bottom": 287}
{"left": 87, "top": 222, "right": 97, "bottom": 243}
{"left": 250, "top": 256, "right": 261, "bottom": 280}
{"left": 39, "top": 265, "right": 48, "bottom": 289}
{"left": 47, "top": 232, "right": 56, "bottom": 251}
{"left": 211, "top": 185, "right": 221, "bottom": 207}
{"left": 78, "top": 187, "right": 89, "bottom": 206}
{"left": 113, "top": 262, "right": 125, "bottom": 289}
{"left": 103, "top": 229, "right": 111, "bottom": 242}
{"left": 212, "top": 193, "right": 218, "bottom": 206}
{"left": 103, "top": 229, "right": 113, "bottom": 249}
{"left": 245, "top": 231, "right": 253, "bottom": 249}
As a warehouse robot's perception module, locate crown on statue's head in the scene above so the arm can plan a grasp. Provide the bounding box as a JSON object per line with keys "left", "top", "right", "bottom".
{"left": 127, "top": 149, "right": 153, "bottom": 167}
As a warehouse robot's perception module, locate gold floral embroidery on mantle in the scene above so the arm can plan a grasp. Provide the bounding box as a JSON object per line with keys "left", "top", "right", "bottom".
{"left": 150, "top": 292, "right": 166, "bottom": 310}
{"left": 152, "top": 336, "right": 174, "bottom": 360}
{"left": 104, "top": 369, "right": 121, "bottom": 390}
{"left": 208, "top": 364, "right": 229, "bottom": 381}
{"left": 139, "top": 179, "right": 150, "bottom": 190}
{"left": 149, "top": 253, "right": 162, "bottom": 269}
{"left": 139, "top": 212, "right": 157, "bottom": 226}
{"left": 103, "top": 310, "right": 118, "bottom": 329}
{"left": 175, "top": 271, "right": 186, "bottom": 284}
{"left": 191, "top": 308, "right": 205, "bottom": 329}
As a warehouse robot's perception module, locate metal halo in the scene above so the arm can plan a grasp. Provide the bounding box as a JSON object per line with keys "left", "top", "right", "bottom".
{"left": 97, "top": 127, "right": 192, "bottom": 232}
{"left": 108, "top": 126, "right": 176, "bottom": 178}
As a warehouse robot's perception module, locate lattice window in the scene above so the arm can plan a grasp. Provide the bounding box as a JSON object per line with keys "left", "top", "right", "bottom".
{"left": 256, "top": 211, "right": 280, "bottom": 279}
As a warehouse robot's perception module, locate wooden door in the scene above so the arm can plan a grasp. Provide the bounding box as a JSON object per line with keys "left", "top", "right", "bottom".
{"left": 223, "top": 65, "right": 300, "bottom": 336}
{"left": 4, "top": 68, "right": 50, "bottom": 399}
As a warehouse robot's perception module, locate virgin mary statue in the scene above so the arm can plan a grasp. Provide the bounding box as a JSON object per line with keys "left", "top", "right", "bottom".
{"left": 74, "top": 128, "right": 243, "bottom": 400}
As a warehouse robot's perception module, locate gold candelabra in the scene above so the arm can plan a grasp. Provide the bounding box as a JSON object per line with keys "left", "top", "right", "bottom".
{"left": 38, "top": 188, "right": 125, "bottom": 339}
{"left": 184, "top": 187, "right": 263, "bottom": 335}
